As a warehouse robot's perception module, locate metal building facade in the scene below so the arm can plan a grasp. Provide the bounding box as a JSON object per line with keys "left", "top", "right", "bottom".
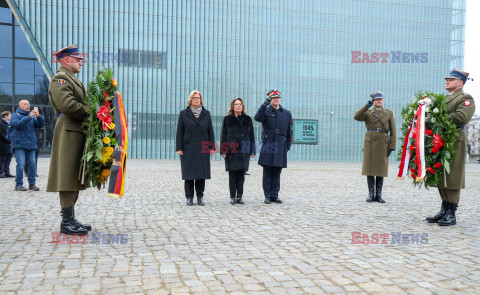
{"left": 4, "top": 0, "right": 466, "bottom": 161}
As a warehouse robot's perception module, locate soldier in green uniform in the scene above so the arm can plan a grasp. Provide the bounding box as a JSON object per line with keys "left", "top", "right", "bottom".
{"left": 354, "top": 91, "right": 396, "bottom": 203}
{"left": 47, "top": 44, "right": 91, "bottom": 235}
{"left": 426, "top": 69, "right": 476, "bottom": 226}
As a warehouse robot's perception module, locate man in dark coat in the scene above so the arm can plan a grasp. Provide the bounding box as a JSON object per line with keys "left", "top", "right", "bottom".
{"left": 426, "top": 69, "right": 476, "bottom": 226}
{"left": 176, "top": 90, "right": 215, "bottom": 206}
{"left": 220, "top": 98, "right": 256, "bottom": 204}
{"left": 354, "top": 91, "right": 396, "bottom": 203}
{"left": 254, "top": 89, "right": 293, "bottom": 204}
{"left": 10, "top": 100, "right": 45, "bottom": 191}
{"left": 0, "top": 111, "right": 14, "bottom": 178}
{"left": 47, "top": 44, "right": 91, "bottom": 235}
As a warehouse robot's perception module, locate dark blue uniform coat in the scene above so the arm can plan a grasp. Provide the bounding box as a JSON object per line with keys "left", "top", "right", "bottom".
{"left": 254, "top": 104, "right": 292, "bottom": 168}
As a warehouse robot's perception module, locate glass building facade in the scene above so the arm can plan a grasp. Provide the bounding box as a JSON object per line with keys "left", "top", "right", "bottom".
{"left": 2, "top": 0, "right": 466, "bottom": 161}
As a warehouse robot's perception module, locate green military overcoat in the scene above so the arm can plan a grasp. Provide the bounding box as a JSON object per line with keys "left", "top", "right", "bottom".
{"left": 354, "top": 105, "right": 397, "bottom": 177}
{"left": 437, "top": 89, "right": 476, "bottom": 189}
{"left": 46, "top": 66, "right": 90, "bottom": 192}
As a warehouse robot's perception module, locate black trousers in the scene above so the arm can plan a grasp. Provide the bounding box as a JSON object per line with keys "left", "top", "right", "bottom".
{"left": 262, "top": 166, "right": 282, "bottom": 199}
{"left": 184, "top": 179, "right": 205, "bottom": 198}
{"left": 0, "top": 153, "right": 13, "bottom": 174}
{"left": 228, "top": 170, "right": 245, "bottom": 198}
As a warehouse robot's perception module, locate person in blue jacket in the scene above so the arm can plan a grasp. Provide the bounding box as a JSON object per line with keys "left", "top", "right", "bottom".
{"left": 9, "top": 100, "right": 45, "bottom": 191}
{"left": 254, "top": 89, "right": 293, "bottom": 204}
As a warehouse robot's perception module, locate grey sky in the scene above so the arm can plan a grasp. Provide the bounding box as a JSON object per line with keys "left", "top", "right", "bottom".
{"left": 464, "top": 0, "right": 479, "bottom": 114}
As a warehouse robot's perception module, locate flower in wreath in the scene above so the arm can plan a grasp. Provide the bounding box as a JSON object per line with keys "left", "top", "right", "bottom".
{"left": 105, "top": 100, "right": 111, "bottom": 108}
{"left": 426, "top": 167, "right": 435, "bottom": 174}
{"left": 101, "top": 169, "right": 111, "bottom": 178}
{"left": 102, "top": 116, "right": 113, "bottom": 131}
{"left": 102, "top": 137, "right": 111, "bottom": 144}
{"left": 101, "top": 146, "right": 114, "bottom": 164}
{"left": 111, "top": 78, "right": 117, "bottom": 87}
{"left": 103, "top": 90, "right": 109, "bottom": 98}
{"left": 425, "top": 129, "right": 433, "bottom": 136}
{"left": 431, "top": 147, "right": 439, "bottom": 154}
{"left": 434, "top": 162, "right": 442, "bottom": 169}
{"left": 108, "top": 123, "right": 116, "bottom": 130}
{"left": 97, "top": 105, "right": 109, "bottom": 121}
{"left": 432, "top": 134, "right": 444, "bottom": 148}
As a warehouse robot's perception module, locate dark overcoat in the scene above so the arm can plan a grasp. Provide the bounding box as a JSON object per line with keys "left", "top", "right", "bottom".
{"left": 254, "top": 104, "right": 292, "bottom": 168}
{"left": 220, "top": 114, "right": 256, "bottom": 171}
{"left": 176, "top": 107, "right": 215, "bottom": 180}
{"left": 47, "top": 66, "right": 90, "bottom": 192}
{"left": 354, "top": 105, "right": 397, "bottom": 177}
{"left": 438, "top": 89, "right": 476, "bottom": 189}
{"left": 0, "top": 119, "right": 11, "bottom": 154}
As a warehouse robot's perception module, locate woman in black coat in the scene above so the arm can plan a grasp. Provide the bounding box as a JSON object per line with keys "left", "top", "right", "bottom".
{"left": 176, "top": 90, "right": 215, "bottom": 206}
{"left": 220, "top": 98, "right": 255, "bottom": 204}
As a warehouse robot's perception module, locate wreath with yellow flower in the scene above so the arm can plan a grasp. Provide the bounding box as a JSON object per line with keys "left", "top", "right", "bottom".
{"left": 81, "top": 68, "right": 119, "bottom": 189}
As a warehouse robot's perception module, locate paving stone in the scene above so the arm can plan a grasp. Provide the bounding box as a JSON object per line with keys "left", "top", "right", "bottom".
{"left": 0, "top": 159, "right": 479, "bottom": 294}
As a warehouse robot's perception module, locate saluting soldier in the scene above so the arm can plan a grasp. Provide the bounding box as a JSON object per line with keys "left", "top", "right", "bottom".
{"left": 426, "top": 69, "right": 476, "bottom": 226}
{"left": 354, "top": 91, "right": 396, "bottom": 203}
{"left": 254, "top": 89, "right": 293, "bottom": 204}
{"left": 47, "top": 44, "right": 91, "bottom": 235}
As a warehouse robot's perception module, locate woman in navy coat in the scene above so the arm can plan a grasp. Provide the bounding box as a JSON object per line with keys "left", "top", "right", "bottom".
{"left": 176, "top": 90, "right": 215, "bottom": 206}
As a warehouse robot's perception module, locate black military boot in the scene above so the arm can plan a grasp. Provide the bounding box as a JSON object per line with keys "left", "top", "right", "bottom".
{"left": 230, "top": 197, "right": 236, "bottom": 205}
{"left": 426, "top": 201, "right": 447, "bottom": 223}
{"left": 375, "top": 177, "right": 385, "bottom": 203}
{"left": 438, "top": 202, "right": 457, "bottom": 226}
{"left": 236, "top": 196, "right": 244, "bottom": 204}
{"left": 264, "top": 197, "right": 271, "bottom": 204}
{"left": 197, "top": 196, "right": 205, "bottom": 206}
{"left": 60, "top": 207, "right": 88, "bottom": 235}
{"left": 186, "top": 197, "right": 194, "bottom": 206}
{"left": 271, "top": 197, "right": 283, "bottom": 204}
{"left": 366, "top": 176, "right": 375, "bottom": 202}
{"left": 72, "top": 206, "right": 92, "bottom": 231}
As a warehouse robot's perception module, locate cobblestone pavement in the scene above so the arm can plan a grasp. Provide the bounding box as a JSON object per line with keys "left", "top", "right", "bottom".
{"left": 1, "top": 158, "right": 479, "bottom": 294}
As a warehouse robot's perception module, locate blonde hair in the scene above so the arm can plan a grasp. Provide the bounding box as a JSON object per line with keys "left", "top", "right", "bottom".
{"left": 228, "top": 98, "right": 246, "bottom": 116}
{"left": 187, "top": 90, "right": 204, "bottom": 107}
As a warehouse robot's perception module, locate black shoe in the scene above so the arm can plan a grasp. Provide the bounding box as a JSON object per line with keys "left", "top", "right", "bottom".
{"left": 15, "top": 185, "right": 27, "bottom": 191}
{"left": 366, "top": 176, "right": 375, "bottom": 202}
{"left": 236, "top": 197, "right": 244, "bottom": 204}
{"left": 28, "top": 184, "right": 40, "bottom": 191}
{"left": 0, "top": 173, "right": 5, "bottom": 178}
{"left": 197, "top": 196, "right": 205, "bottom": 206}
{"left": 230, "top": 197, "right": 236, "bottom": 205}
{"left": 186, "top": 197, "right": 194, "bottom": 206}
{"left": 60, "top": 207, "right": 88, "bottom": 235}
{"left": 72, "top": 206, "right": 92, "bottom": 231}
{"left": 5, "top": 172, "right": 15, "bottom": 178}
{"left": 438, "top": 202, "right": 457, "bottom": 226}
{"left": 271, "top": 198, "right": 283, "bottom": 204}
{"left": 426, "top": 201, "right": 447, "bottom": 223}
{"left": 375, "top": 177, "right": 385, "bottom": 203}
{"left": 264, "top": 197, "right": 271, "bottom": 204}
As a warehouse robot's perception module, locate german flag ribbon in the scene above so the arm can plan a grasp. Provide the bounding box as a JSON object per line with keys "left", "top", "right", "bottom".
{"left": 107, "top": 91, "right": 128, "bottom": 198}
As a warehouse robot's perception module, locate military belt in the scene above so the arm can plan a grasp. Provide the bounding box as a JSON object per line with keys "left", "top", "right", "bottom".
{"left": 367, "top": 128, "right": 388, "bottom": 133}
{"left": 264, "top": 129, "right": 287, "bottom": 136}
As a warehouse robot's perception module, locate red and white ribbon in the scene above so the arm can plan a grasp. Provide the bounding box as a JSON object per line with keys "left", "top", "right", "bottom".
{"left": 398, "top": 98, "right": 427, "bottom": 181}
